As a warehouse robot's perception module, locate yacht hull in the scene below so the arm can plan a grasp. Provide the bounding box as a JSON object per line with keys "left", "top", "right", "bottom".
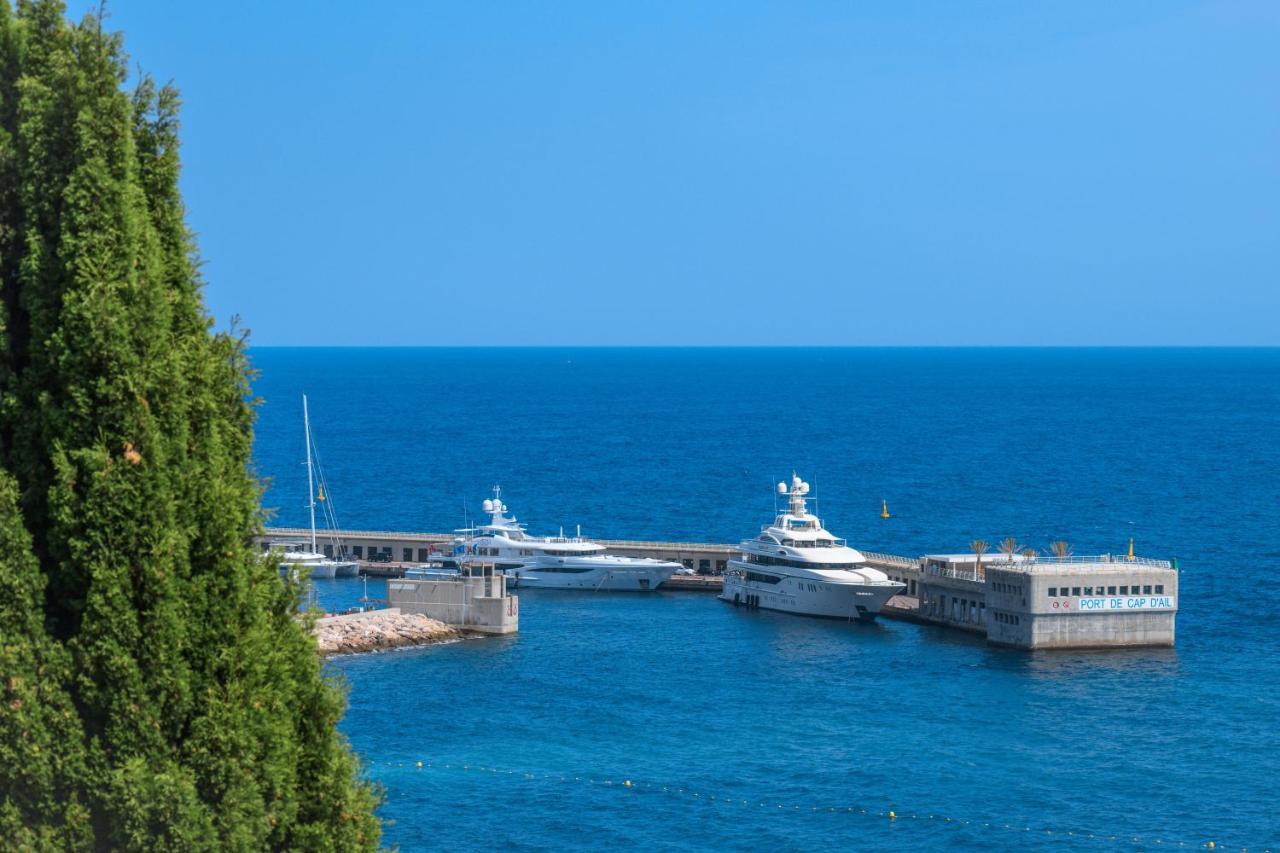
{"left": 504, "top": 561, "right": 678, "bottom": 592}
{"left": 279, "top": 559, "right": 357, "bottom": 580}
{"left": 720, "top": 569, "right": 902, "bottom": 621}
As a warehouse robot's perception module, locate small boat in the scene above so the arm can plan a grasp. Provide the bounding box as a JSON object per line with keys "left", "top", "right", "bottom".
{"left": 434, "top": 487, "right": 679, "bottom": 591}
{"left": 721, "top": 474, "right": 903, "bottom": 621}
{"left": 273, "top": 395, "right": 358, "bottom": 580}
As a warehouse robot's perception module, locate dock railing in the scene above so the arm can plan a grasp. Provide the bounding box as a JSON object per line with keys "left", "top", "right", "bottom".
{"left": 1025, "top": 554, "right": 1173, "bottom": 569}
{"left": 926, "top": 564, "right": 985, "bottom": 582}
{"left": 860, "top": 551, "right": 921, "bottom": 570}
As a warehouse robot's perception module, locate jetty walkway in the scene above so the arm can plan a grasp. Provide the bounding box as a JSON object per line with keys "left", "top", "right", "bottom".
{"left": 262, "top": 527, "right": 918, "bottom": 592}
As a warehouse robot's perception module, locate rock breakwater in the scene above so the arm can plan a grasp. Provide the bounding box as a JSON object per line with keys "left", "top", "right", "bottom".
{"left": 313, "top": 608, "right": 460, "bottom": 655}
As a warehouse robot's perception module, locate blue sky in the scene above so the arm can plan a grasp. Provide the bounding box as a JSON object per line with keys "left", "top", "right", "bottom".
{"left": 74, "top": 1, "right": 1278, "bottom": 345}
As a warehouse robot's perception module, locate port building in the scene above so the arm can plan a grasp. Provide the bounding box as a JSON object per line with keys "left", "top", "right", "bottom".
{"left": 917, "top": 553, "right": 1177, "bottom": 649}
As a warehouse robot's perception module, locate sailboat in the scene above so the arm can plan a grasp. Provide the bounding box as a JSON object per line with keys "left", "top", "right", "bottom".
{"left": 273, "top": 395, "right": 359, "bottom": 580}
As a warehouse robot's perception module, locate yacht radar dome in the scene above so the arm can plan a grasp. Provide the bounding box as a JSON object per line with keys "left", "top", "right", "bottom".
{"left": 777, "top": 482, "right": 787, "bottom": 494}
{"left": 801, "top": 482, "right": 810, "bottom": 494}
{"left": 792, "top": 475, "right": 802, "bottom": 488}
{"left": 483, "top": 500, "right": 494, "bottom": 512}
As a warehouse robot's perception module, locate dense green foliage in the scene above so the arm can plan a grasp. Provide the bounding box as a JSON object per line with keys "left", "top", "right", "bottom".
{"left": 0, "top": 2, "right": 379, "bottom": 848}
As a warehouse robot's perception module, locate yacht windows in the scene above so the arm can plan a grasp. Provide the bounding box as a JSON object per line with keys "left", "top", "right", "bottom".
{"left": 743, "top": 571, "right": 782, "bottom": 585}
{"left": 745, "top": 553, "right": 858, "bottom": 570}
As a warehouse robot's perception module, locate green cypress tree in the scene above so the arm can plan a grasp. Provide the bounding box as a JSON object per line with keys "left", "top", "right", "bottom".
{"left": 0, "top": 2, "right": 380, "bottom": 848}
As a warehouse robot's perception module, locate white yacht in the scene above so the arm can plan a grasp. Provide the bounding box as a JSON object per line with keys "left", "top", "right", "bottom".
{"left": 433, "top": 488, "right": 679, "bottom": 592}
{"left": 721, "top": 474, "right": 903, "bottom": 621}
{"left": 274, "top": 540, "right": 357, "bottom": 580}
{"left": 273, "top": 395, "right": 358, "bottom": 580}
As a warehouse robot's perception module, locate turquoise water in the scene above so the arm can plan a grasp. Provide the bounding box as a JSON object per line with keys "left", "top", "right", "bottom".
{"left": 252, "top": 348, "right": 1280, "bottom": 850}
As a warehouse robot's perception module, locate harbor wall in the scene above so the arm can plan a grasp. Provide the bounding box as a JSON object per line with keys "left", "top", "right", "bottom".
{"left": 386, "top": 575, "right": 519, "bottom": 635}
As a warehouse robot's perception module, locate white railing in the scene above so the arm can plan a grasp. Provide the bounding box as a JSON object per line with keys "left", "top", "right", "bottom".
{"left": 1015, "top": 554, "right": 1173, "bottom": 569}
{"left": 860, "top": 551, "right": 921, "bottom": 570}
{"left": 926, "top": 565, "right": 985, "bottom": 583}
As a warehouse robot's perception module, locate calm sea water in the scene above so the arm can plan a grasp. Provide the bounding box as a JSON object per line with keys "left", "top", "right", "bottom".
{"left": 252, "top": 348, "right": 1280, "bottom": 851}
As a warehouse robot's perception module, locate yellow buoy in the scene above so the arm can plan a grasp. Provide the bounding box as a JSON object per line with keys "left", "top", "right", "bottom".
{"left": 1207, "top": 843, "right": 1214, "bottom": 850}
{"left": 880, "top": 500, "right": 891, "bottom": 519}
{"left": 416, "top": 761, "right": 422, "bottom": 768}
{"left": 889, "top": 810, "right": 896, "bottom": 820}
{"left": 624, "top": 780, "right": 632, "bottom": 788}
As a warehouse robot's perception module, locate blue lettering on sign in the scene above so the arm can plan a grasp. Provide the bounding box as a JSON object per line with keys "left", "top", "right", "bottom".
{"left": 1065, "top": 595, "right": 1175, "bottom": 612}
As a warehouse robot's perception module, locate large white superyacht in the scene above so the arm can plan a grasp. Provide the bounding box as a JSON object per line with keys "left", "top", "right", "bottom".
{"left": 428, "top": 488, "right": 679, "bottom": 591}
{"left": 721, "top": 475, "right": 903, "bottom": 621}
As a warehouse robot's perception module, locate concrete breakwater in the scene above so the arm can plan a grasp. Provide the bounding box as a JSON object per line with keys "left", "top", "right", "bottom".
{"left": 313, "top": 608, "right": 460, "bottom": 655}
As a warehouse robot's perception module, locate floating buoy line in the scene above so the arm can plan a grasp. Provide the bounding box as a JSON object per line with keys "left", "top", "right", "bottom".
{"left": 370, "top": 759, "right": 1262, "bottom": 851}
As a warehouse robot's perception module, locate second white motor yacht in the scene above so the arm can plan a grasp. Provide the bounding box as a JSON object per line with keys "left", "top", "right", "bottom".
{"left": 434, "top": 488, "right": 679, "bottom": 592}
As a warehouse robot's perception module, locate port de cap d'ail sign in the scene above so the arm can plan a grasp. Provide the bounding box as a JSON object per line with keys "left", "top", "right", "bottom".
{"left": 1055, "top": 596, "right": 1176, "bottom": 611}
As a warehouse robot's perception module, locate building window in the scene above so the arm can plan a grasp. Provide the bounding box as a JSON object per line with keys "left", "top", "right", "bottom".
{"left": 1155, "top": 585, "right": 1164, "bottom": 594}
{"left": 1048, "top": 588, "right": 1056, "bottom": 597}
{"left": 403, "top": 547, "right": 413, "bottom": 562}
{"left": 1120, "top": 586, "right": 1128, "bottom": 595}
{"left": 1071, "top": 587, "right": 1081, "bottom": 596}
{"left": 1084, "top": 587, "right": 1093, "bottom": 596}
{"left": 1108, "top": 586, "right": 1116, "bottom": 595}
{"left": 352, "top": 546, "right": 363, "bottom": 558}
{"left": 1143, "top": 585, "right": 1152, "bottom": 594}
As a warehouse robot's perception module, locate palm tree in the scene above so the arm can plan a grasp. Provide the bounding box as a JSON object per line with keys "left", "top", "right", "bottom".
{"left": 998, "top": 537, "right": 1021, "bottom": 562}
{"left": 1021, "top": 548, "right": 1036, "bottom": 561}
{"left": 970, "top": 539, "right": 989, "bottom": 577}
{"left": 1050, "top": 540, "right": 1072, "bottom": 558}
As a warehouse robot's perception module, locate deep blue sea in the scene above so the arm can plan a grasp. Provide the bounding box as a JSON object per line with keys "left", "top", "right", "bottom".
{"left": 251, "top": 348, "right": 1280, "bottom": 851}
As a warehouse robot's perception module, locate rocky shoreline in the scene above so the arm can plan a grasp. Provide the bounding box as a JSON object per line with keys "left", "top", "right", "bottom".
{"left": 313, "top": 608, "right": 461, "bottom": 655}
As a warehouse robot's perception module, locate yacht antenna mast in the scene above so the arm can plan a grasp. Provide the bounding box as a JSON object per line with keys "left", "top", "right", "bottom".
{"left": 303, "top": 394, "right": 317, "bottom": 554}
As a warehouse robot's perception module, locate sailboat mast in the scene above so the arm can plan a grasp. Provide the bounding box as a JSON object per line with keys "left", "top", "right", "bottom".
{"left": 303, "top": 394, "right": 317, "bottom": 553}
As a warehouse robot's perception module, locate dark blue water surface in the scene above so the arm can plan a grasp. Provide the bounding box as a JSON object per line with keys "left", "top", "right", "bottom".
{"left": 251, "top": 348, "right": 1280, "bottom": 851}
